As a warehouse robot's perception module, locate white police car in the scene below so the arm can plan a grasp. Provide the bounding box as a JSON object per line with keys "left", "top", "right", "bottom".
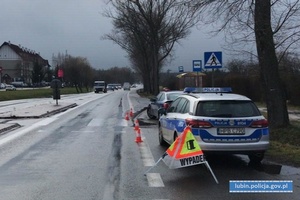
{"left": 158, "top": 87, "right": 269, "bottom": 163}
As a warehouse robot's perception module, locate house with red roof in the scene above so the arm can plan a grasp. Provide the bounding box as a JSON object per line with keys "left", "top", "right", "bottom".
{"left": 0, "top": 41, "right": 49, "bottom": 85}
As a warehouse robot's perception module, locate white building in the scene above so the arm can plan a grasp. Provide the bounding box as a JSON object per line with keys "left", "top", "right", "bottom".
{"left": 0, "top": 41, "right": 49, "bottom": 84}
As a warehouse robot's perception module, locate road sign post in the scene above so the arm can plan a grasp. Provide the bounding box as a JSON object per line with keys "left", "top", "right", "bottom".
{"left": 193, "top": 60, "right": 202, "bottom": 87}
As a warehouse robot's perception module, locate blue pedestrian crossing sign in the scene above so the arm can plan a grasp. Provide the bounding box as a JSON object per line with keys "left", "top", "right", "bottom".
{"left": 193, "top": 60, "right": 202, "bottom": 72}
{"left": 204, "top": 52, "right": 222, "bottom": 69}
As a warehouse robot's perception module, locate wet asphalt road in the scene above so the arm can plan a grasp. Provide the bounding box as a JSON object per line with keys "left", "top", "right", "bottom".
{"left": 0, "top": 89, "right": 299, "bottom": 199}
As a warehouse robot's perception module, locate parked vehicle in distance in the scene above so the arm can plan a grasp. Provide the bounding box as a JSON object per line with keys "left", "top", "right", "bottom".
{"left": 11, "top": 81, "right": 25, "bottom": 87}
{"left": 5, "top": 84, "right": 16, "bottom": 91}
{"left": 123, "top": 82, "right": 131, "bottom": 90}
{"left": 0, "top": 83, "right": 5, "bottom": 89}
{"left": 106, "top": 84, "right": 115, "bottom": 91}
{"left": 116, "top": 84, "right": 122, "bottom": 89}
{"left": 147, "top": 90, "right": 183, "bottom": 119}
{"left": 94, "top": 80, "right": 107, "bottom": 93}
{"left": 158, "top": 87, "right": 269, "bottom": 163}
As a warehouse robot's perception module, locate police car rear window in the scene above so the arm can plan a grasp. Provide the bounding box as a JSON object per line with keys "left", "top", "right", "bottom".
{"left": 196, "top": 100, "right": 261, "bottom": 117}
{"left": 166, "top": 93, "right": 182, "bottom": 101}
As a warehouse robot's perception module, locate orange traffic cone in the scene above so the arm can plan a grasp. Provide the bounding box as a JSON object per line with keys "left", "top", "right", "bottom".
{"left": 129, "top": 108, "right": 134, "bottom": 118}
{"left": 135, "top": 128, "right": 143, "bottom": 143}
{"left": 134, "top": 119, "right": 140, "bottom": 131}
{"left": 125, "top": 112, "right": 129, "bottom": 121}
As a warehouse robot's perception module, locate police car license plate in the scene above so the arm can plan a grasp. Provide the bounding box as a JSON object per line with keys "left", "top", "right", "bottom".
{"left": 218, "top": 128, "right": 245, "bottom": 135}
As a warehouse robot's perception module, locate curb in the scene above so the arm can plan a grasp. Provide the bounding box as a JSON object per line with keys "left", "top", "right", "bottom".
{"left": 0, "top": 103, "right": 78, "bottom": 134}
{"left": 39, "top": 103, "right": 77, "bottom": 118}
{"left": 0, "top": 103, "right": 77, "bottom": 119}
{"left": 0, "top": 123, "right": 21, "bottom": 135}
{"left": 132, "top": 107, "right": 157, "bottom": 126}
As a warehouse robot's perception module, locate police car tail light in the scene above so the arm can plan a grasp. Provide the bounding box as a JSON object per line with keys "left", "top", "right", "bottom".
{"left": 250, "top": 119, "right": 268, "bottom": 128}
{"left": 185, "top": 119, "right": 213, "bottom": 128}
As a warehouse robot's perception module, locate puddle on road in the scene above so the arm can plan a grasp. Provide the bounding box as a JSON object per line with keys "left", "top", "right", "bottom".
{"left": 249, "top": 161, "right": 300, "bottom": 176}
{"left": 207, "top": 154, "right": 300, "bottom": 176}
{"left": 280, "top": 165, "right": 300, "bottom": 176}
{"left": 249, "top": 162, "right": 282, "bottom": 174}
{"left": 246, "top": 156, "right": 300, "bottom": 175}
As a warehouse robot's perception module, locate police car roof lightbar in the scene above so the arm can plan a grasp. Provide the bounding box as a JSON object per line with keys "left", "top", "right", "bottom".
{"left": 183, "top": 87, "right": 232, "bottom": 93}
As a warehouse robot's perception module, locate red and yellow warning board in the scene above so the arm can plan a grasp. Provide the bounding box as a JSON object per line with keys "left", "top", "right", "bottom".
{"left": 145, "top": 126, "right": 219, "bottom": 183}
{"left": 167, "top": 126, "right": 203, "bottom": 159}
{"left": 163, "top": 126, "right": 205, "bottom": 169}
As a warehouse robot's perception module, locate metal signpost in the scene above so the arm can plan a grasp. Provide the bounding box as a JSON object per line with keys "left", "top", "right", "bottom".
{"left": 193, "top": 60, "right": 202, "bottom": 87}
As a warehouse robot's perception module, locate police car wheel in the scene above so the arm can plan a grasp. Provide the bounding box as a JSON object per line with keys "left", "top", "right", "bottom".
{"left": 173, "top": 132, "right": 178, "bottom": 142}
{"left": 158, "top": 126, "right": 167, "bottom": 146}
{"left": 248, "top": 152, "right": 264, "bottom": 163}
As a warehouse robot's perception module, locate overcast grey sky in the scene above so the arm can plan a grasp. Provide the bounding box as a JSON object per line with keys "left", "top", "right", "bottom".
{"left": 1, "top": 0, "right": 225, "bottom": 72}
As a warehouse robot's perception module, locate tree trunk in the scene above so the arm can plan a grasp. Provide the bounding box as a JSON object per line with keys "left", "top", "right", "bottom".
{"left": 142, "top": 71, "right": 151, "bottom": 94}
{"left": 153, "top": 56, "right": 160, "bottom": 95}
{"left": 254, "top": 0, "right": 289, "bottom": 128}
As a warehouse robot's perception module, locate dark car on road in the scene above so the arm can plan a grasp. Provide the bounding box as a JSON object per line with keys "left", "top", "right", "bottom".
{"left": 147, "top": 90, "right": 183, "bottom": 119}
{"left": 106, "top": 84, "right": 115, "bottom": 91}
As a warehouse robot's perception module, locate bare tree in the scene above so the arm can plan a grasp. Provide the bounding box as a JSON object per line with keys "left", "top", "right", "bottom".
{"left": 63, "top": 56, "right": 93, "bottom": 93}
{"left": 190, "top": 0, "right": 300, "bottom": 128}
{"left": 104, "top": 0, "right": 202, "bottom": 94}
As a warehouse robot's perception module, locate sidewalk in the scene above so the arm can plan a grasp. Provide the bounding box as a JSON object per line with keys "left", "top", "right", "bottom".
{"left": 0, "top": 89, "right": 150, "bottom": 135}
{"left": 0, "top": 102, "right": 77, "bottom": 134}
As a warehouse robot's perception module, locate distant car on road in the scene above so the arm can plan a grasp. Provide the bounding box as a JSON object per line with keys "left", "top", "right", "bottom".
{"left": 106, "top": 84, "right": 115, "bottom": 91}
{"left": 147, "top": 90, "right": 183, "bottom": 119}
{"left": 5, "top": 84, "right": 16, "bottom": 91}
{"left": 94, "top": 80, "right": 107, "bottom": 93}
{"left": 123, "top": 82, "right": 131, "bottom": 90}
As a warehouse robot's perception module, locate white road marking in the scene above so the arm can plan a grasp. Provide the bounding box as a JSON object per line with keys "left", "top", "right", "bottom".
{"left": 137, "top": 137, "right": 164, "bottom": 187}
{"left": 126, "top": 90, "right": 165, "bottom": 188}
{"left": 139, "top": 138, "right": 156, "bottom": 166}
{"left": 119, "top": 119, "right": 129, "bottom": 127}
{"left": 0, "top": 118, "right": 56, "bottom": 146}
{"left": 127, "top": 92, "right": 134, "bottom": 113}
{"left": 102, "top": 184, "right": 115, "bottom": 200}
{"left": 146, "top": 173, "right": 165, "bottom": 187}
{"left": 87, "top": 118, "right": 103, "bottom": 127}
{"left": 71, "top": 131, "right": 95, "bottom": 133}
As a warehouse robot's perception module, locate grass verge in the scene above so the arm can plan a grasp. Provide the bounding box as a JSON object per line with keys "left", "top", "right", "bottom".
{"left": 0, "top": 87, "right": 89, "bottom": 101}
{"left": 266, "top": 123, "right": 300, "bottom": 167}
